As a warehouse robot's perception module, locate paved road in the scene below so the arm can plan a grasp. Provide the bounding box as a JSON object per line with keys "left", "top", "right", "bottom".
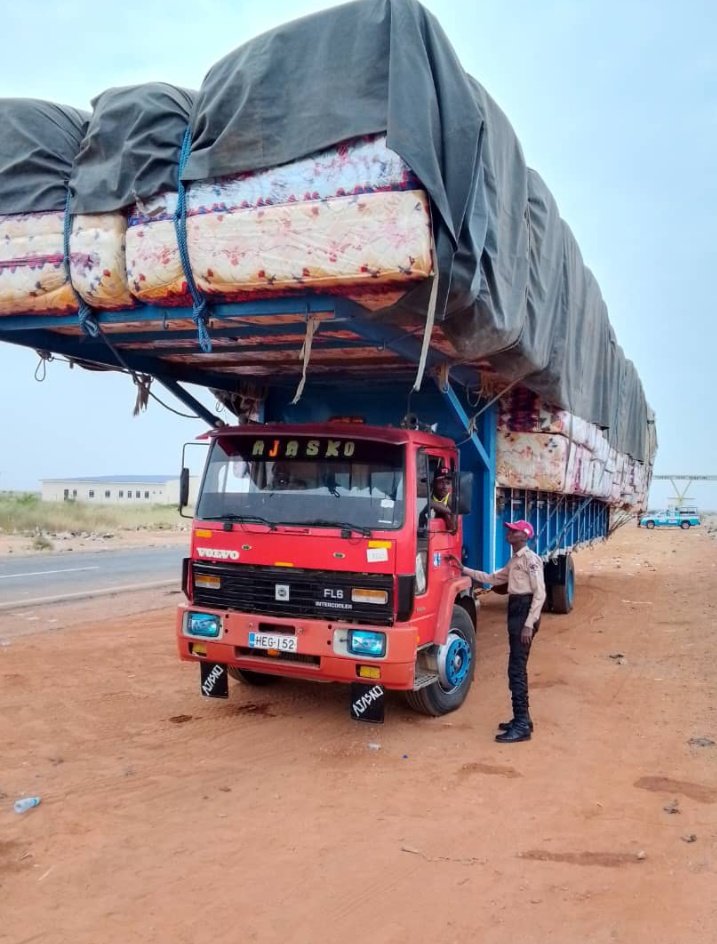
{"left": 0, "top": 547, "right": 185, "bottom": 609}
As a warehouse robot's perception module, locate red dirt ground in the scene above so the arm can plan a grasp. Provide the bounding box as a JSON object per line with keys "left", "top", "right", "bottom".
{"left": 1, "top": 525, "right": 715, "bottom": 944}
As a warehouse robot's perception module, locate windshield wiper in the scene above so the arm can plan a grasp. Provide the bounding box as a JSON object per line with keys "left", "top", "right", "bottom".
{"left": 284, "top": 519, "right": 373, "bottom": 537}
{"left": 202, "top": 513, "right": 276, "bottom": 530}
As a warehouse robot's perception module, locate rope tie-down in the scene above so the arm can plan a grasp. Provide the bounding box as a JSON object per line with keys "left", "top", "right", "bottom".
{"left": 291, "top": 314, "right": 320, "bottom": 405}
{"left": 174, "top": 127, "right": 212, "bottom": 353}
{"left": 63, "top": 191, "right": 99, "bottom": 338}
{"left": 412, "top": 232, "right": 440, "bottom": 392}
{"left": 61, "top": 186, "right": 200, "bottom": 422}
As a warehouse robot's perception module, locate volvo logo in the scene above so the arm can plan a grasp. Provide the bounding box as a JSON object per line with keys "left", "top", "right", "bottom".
{"left": 196, "top": 547, "right": 240, "bottom": 560}
{"left": 275, "top": 584, "right": 290, "bottom": 601}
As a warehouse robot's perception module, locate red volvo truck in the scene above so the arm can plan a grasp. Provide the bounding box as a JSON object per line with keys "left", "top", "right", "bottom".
{"left": 175, "top": 371, "right": 611, "bottom": 718}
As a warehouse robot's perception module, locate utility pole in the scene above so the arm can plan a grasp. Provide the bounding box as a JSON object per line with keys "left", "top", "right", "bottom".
{"left": 652, "top": 475, "right": 717, "bottom": 507}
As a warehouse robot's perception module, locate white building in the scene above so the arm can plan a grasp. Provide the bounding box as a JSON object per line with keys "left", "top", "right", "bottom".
{"left": 40, "top": 474, "right": 200, "bottom": 505}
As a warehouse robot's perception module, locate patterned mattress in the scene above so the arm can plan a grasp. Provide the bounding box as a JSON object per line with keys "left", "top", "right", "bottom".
{"left": 126, "top": 135, "right": 432, "bottom": 308}
{"left": 0, "top": 210, "right": 133, "bottom": 316}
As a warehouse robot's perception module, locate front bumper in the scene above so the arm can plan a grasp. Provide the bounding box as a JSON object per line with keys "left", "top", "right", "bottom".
{"left": 176, "top": 604, "right": 420, "bottom": 690}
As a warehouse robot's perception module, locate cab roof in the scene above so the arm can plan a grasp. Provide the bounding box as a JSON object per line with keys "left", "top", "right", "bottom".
{"left": 204, "top": 422, "right": 456, "bottom": 451}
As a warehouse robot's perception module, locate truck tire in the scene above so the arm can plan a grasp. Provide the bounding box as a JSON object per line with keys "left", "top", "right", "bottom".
{"left": 550, "top": 556, "right": 575, "bottom": 615}
{"left": 227, "top": 667, "right": 278, "bottom": 686}
{"left": 680, "top": 521, "right": 691, "bottom": 530}
{"left": 405, "top": 606, "right": 476, "bottom": 716}
{"left": 645, "top": 521, "right": 656, "bottom": 530}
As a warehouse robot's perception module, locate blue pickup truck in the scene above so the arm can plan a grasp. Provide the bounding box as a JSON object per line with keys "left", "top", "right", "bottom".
{"left": 639, "top": 507, "right": 701, "bottom": 529}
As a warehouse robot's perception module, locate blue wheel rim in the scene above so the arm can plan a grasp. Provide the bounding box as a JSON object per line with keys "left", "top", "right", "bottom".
{"left": 444, "top": 636, "right": 472, "bottom": 688}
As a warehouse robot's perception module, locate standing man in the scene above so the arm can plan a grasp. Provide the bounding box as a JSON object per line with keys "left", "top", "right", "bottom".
{"left": 456, "top": 521, "right": 546, "bottom": 743}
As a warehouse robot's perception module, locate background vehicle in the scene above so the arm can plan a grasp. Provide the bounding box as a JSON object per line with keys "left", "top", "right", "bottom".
{"left": 639, "top": 508, "right": 701, "bottom": 529}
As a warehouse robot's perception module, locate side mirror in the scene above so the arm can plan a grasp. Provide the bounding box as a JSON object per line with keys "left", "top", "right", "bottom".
{"left": 457, "top": 472, "right": 473, "bottom": 515}
{"left": 179, "top": 467, "right": 190, "bottom": 511}
{"left": 180, "top": 440, "right": 210, "bottom": 517}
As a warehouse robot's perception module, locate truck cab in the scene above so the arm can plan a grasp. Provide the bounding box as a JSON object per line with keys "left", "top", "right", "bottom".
{"left": 177, "top": 423, "right": 477, "bottom": 716}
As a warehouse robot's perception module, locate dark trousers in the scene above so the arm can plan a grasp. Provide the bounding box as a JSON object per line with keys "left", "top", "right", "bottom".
{"left": 507, "top": 593, "right": 540, "bottom": 718}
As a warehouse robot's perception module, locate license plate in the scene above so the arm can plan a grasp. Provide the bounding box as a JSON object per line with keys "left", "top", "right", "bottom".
{"left": 248, "top": 632, "right": 297, "bottom": 653}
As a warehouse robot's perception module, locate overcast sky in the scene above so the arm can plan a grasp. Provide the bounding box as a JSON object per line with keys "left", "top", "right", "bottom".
{"left": 1, "top": 0, "right": 715, "bottom": 509}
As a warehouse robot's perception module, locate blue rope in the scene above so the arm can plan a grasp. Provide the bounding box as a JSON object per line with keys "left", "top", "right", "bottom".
{"left": 63, "top": 191, "right": 99, "bottom": 338}
{"left": 174, "top": 128, "right": 212, "bottom": 353}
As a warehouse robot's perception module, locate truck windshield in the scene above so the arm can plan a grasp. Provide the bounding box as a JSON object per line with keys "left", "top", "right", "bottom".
{"left": 196, "top": 434, "right": 405, "bottom": 531}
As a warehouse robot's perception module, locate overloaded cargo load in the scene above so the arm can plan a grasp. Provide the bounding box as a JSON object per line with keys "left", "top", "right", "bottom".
{"left": 0, "top": 0, "right": 655, "bottom": 505}
{"left": 0, "top": 85, "right": 194, "bottom": 314}
{"left": 0, "top": 110, "right": 431, "bottom": 313}
{"left": 496, "top": 390, "right": 649, "bottom": 509}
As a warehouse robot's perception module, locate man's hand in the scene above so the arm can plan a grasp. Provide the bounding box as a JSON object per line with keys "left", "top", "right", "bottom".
{"left": 521, "top": 624, "right": 534, "bottom": 646}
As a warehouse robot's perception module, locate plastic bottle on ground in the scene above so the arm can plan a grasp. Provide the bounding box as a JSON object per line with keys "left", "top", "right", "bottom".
{"left": 13, "top": 796, "right": 41, "bottom": 814}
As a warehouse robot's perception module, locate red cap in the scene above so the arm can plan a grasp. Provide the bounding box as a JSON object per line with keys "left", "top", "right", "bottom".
{"left": 435, "top": 466, "right": 451, "bottom": 479}
{"left": 505, "top": 519, "right": 534, "bottom": 539}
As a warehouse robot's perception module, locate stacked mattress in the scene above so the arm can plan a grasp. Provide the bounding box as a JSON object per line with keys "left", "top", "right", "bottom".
{"left": 0, "top": 134, "right": 432, "bottom": 316}
{"left": 0, "top": 211, "right": 133, "bottom": 315}
{"left": 496, "top": 390, "right": 649, "bottom": 509}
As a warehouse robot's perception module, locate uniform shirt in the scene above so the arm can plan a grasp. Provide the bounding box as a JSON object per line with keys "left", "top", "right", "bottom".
{"left": 468, "top": 547, "right": 547, "bottom": 629}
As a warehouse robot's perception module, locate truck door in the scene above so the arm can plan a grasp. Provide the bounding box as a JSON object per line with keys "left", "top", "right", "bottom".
{"left": 414, "top": 450, "right": 457, "bottom": 644}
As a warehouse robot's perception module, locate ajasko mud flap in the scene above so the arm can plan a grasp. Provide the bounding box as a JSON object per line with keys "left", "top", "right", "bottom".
{"left": 350, "top": 682, "right": 385, "bottom": 723}
{"left": 200, "top": 662, "right": 229, "bottom": 699}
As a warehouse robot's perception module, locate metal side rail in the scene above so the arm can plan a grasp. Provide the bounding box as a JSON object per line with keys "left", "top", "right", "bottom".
{"left": 0, "top": 295, "right": 481, "bottom": 400}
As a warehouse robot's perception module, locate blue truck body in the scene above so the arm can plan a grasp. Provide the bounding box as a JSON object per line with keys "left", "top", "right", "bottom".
{"left": 264, "top": 370, "right": 610, "bottom": 578}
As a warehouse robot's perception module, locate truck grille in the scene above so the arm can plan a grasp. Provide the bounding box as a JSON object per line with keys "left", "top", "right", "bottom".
{"left": 192, "top": 563, "right": 394, "bottom": 625}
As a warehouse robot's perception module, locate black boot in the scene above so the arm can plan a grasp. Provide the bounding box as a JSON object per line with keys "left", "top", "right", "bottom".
{"left": 498, "top": 716, "right": 534, "bottom": 732}
{"left": 495, "top": 721, "right": 531, "bottom": 743}
{"left": 495, "top": 708, "right": 532, "bottom": 743}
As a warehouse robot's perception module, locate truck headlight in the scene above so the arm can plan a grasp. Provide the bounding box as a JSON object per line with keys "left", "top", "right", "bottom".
{"left": 186, "top": 612, "right": 221, "bottom": 638}
{"left": 348, "top": 630, "right": 386, "bottom": 658}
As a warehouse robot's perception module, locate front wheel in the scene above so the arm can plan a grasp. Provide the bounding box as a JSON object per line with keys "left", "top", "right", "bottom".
{"left": 680, "top": 521, "right": 691, "bottom": 530}
{"left": 227, "top": 667, "right": 278, "bottom": 686}
{"left": 645, "top": 521, "right": 656, "bottom": 530}
{"left": 405, "top": 606, "right": 476, "bottom": 716}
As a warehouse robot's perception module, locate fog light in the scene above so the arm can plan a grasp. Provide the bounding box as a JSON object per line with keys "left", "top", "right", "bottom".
{"left": 358, "top": 665, "right": 382, "bottom": 680}
{"left": 186, "top": 612, "right": 221, "bottom": 638}
{"left": 348, "top": 630, "right": 386, "bottom": 658}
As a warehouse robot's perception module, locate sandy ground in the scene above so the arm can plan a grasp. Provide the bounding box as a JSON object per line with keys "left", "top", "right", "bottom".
{"left": 1, "top": 525, "right": 716, "bottom": 944}
{"left": 0, "top": 528, "right": 190, "bottom": 558}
